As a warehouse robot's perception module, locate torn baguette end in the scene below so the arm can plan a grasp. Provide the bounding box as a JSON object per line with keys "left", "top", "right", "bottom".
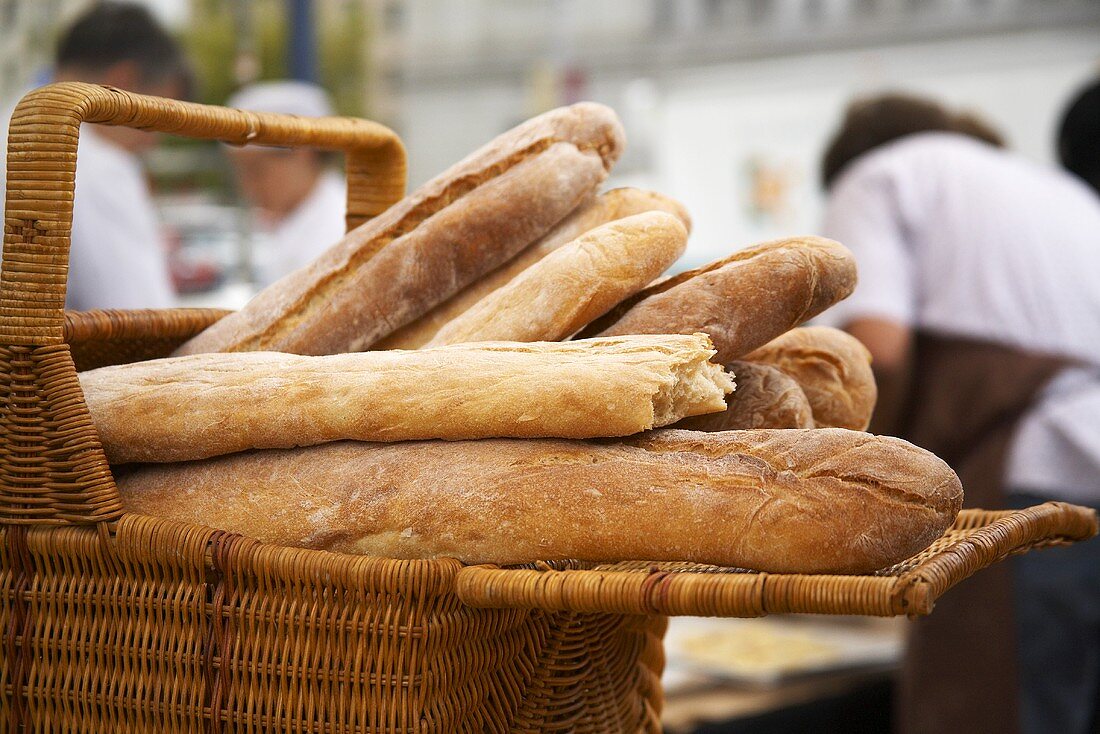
{"left": 650, "top": 333, "right": 735, "bottom": 427}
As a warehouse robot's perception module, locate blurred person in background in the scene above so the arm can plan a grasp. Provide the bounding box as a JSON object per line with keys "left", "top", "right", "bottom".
{"left": 0, "top": 2, "right": 190, "bottom": 310}
{"left": 1059, "top": 77, "right": 1100, "bottom": 198}
{"left": 819, "top": 93, "right": 1100, "bottom": 734}
{"left": 224, "top": 81, "right": 346, "bottom": 288}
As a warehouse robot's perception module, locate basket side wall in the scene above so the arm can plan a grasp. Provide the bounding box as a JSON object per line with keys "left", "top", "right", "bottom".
{"left": 0, "top": 516, "right": 664, "bottom": 732}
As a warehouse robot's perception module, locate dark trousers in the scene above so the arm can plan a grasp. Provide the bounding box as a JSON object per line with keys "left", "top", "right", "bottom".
{"left": 1009, "top": 492, "right": 1100, "bottom": 734}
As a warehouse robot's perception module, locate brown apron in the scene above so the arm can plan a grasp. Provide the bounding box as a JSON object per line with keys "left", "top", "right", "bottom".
{"left": 890, "top": 331, "right": 1073, "bottom": 734}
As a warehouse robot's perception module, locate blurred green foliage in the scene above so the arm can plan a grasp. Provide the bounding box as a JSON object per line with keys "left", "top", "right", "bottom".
{"left": 183, "top": 1, "right": 238, "bottom": 107}
{"left": 162, "top": 0, "right": 372, "bottom": 195}
{"left": 184, "top": 0, "right": 369, "bottom": 117}
{"left": 319, "top": 0, "right": 369, "bottom": 118}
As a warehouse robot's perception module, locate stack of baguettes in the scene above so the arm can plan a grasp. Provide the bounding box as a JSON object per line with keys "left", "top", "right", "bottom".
{"left": 84, "top": 103, "right": 962, "bottom": 575}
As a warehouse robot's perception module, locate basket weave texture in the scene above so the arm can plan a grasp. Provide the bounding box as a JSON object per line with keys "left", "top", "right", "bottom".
{"left": 2, "top": 84, "right": 1096, "bottom": 732}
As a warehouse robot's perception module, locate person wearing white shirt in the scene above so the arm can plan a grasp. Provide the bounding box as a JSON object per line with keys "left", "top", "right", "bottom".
{"left": 0, "top": 3, "right": 189, "bottom": 310}
{"left": 223, "top": 81, "right": 347, "bottom": 288}
{"left": 66, "top": 124, "right": 177, "bottom": 310}
{"left": 819, "top": 93, "right": 1100, "bottom": 734}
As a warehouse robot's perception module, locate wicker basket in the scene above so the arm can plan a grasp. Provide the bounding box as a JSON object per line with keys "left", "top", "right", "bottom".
{"left": 2, "top": 83, "right": 1096, "bottom": 732}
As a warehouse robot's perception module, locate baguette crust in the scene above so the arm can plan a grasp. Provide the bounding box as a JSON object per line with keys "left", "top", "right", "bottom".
{"left": 118, "top": 428, "right": 962, "bottom": 574}
{"left": 176, "top": 103, "right": 625, "bottom": 356}
{"left": 674, "top": 361, "right": 814, "bottom": 431}
{"left": 746, "top": 326, "right": 877, "bottom": 430}
{"left": 376, "top": 188, "right": 692, "bottom": 349}
{"left": 425, "top": 212, "right": 688, "bottom": 346}
{"left": 579, "top": 236, "right": 857, "bottom": 364}
{"left": 84, "top": 334, "right": 731, "bottom": 463}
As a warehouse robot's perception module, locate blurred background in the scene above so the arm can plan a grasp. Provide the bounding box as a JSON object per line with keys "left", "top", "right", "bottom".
{"left": 2, "top": 2, "right": 1099, "bottom": 732}
{"left": 3, "top": 0, "right": 1098, "bottom": 305}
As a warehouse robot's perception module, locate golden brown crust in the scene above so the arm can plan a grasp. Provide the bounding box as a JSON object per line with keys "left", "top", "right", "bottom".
{"left": 375, "top": 187, "right": 692, "bottom": 350}
{"left": 425, "top": 212, "right": 688, "bottom": 346}
{"left": 82, "top": 334, "right": 732, "bottom": 464}
{"left": 745, "top": 326, "right": 877, "bottom": 430}
{"left": 175, "top": 103, "right": 625, "bottom": 356}
{"left": 118, "top": 428, "right": 961, "bottom": 574}
{"left": 578, "top": 236, "right": 857, "bottom": 364}
{"left": 674, "top": 361, "right": 814, "bottom": 431}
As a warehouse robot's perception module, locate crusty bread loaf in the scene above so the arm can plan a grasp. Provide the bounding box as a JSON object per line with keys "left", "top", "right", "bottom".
{"left": 745, "top": 326, "right": 877, "bottom": 430}
{"left": 376, "top": 188, "right": 692, "bottom": 350}
{"left": 674, "top": 361, "right": 813, "bottom": 431}
{"left": 425, "top": 212, "right": 687, "bottom": 347}
{"left": 175, "top": 103, "right": 625, "bottom": 356}
{"left": 83, "top": 334, "right": 732, "bottom": 464}
{"left": 118, "top": 428, "right": 962, "bottom": 574}
{"left": 578, "top": 236, "right": 857, "bottom": 364}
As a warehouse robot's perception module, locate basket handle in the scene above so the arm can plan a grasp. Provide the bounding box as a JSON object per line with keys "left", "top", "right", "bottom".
{"left": 2, "top": 81, "right": 405, "bottom": 345}
{"left": 0, "top": 82, "right": 406, "bottom": 526}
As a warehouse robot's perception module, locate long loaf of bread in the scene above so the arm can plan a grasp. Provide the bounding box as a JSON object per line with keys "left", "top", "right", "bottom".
{"left": 424, "top": 212, "right": 687, "bottom": 347}
{"left": 674, "top": 361, "right": 814, "bottom": 431}
{"left": 118, "top": 428, "right": 962, "bottom": 574}
{"left": 82, "top": 334, "right": 732, "bottom": 464}
{"left": 175, "top": 103, "right": 625, "bottom": 356}
{"left": 376, "top": 188, "right": 691, "bottom": 350}
{"left": 745, "top": 326, "right": 877, "bottom": 430}
{"left": 578, "top": 236, "right": 857, "bottom": 364}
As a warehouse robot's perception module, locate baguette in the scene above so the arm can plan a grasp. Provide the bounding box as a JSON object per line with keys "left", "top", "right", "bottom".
{"left": 117, "top": 428, "right": 962, "bottom": 574}
{"left": 82, "top": 334, "right": 732, "bottom": 464}
{"left": 674, "top": 361, "right": 814, "bottom": 431}
{"left": 376, "top": 188, "right": 691, "bottom": 350}
{"left": 578, "top": 236, "right": 857, "bottom": 364}
{"left": 424, "top": 212, "right": 687, "bottom": 347}
{"left": 745, "top": 326, "right": 876, "bottom": 430}
{"left": 175, "top": 103, "right": 625, "bottom": 356}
